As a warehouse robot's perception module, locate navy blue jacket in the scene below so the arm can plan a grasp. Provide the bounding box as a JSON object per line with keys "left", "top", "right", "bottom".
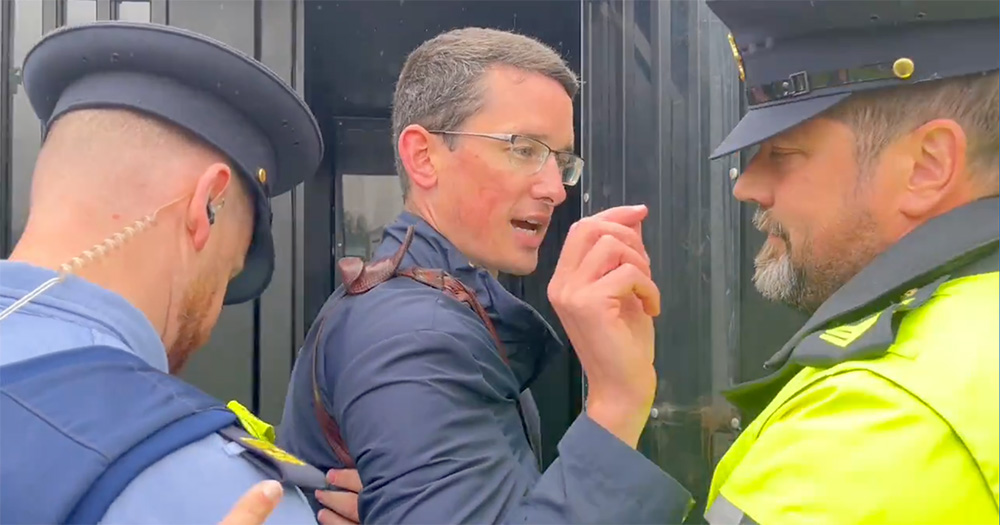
{"left": 278, "top": 212, "right": 693, "bottom": 523}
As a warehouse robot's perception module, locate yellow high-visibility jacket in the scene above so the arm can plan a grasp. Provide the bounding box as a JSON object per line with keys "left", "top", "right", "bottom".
{"left": 705, "top": 197, "right": 999, "bottom": 525}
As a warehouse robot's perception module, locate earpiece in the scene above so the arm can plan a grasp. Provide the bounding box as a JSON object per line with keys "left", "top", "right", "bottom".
{"left": 207, "top": 201, "right": 217, "bottom": 225}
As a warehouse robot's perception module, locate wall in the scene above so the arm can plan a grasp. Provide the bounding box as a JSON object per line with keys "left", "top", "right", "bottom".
{"left": 0, "top": 0, "right": 304, "bottom": 423}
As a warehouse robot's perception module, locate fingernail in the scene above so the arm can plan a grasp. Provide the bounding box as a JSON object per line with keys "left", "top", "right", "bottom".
{"left": 262, "top": 480, "right": 282, "bottom": 501}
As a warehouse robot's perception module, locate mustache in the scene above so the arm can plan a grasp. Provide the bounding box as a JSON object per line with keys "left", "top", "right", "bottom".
{"left": 752, "top": 208, "right": 789, "bottom": 241}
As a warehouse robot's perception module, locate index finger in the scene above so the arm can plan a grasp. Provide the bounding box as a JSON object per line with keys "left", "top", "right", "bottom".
{"left": 218, "top": 480, "right": 283, "bottom": 525}
{"left": 588, "top": 204, "right": 648, "bottom": 225}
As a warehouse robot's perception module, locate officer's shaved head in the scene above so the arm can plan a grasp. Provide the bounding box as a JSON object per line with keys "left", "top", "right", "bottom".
{"left": 33, "top": 108, "right": 251, "bottom": 214}
{"left": 15, "top": 107, "right": 256, "bottom": 372}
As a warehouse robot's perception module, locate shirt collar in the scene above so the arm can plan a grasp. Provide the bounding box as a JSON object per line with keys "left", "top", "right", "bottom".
{"left": 0, "top": 261, "right": 169, "bottom": 372}
{"left": 374, "top": 211, "right": 565, "bottom": 389}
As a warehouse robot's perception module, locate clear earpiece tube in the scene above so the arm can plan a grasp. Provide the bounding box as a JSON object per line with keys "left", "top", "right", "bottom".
{"left": 0, "top": 195, "right": 188, "bottom": 322}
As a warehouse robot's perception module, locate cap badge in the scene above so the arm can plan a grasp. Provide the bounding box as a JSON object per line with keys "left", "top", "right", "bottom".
{"left": 257, "top": 168, "right": 267, "bottom": 184}
{"left": 727, "top": 33, "right": 746, "bottom": 82}
{"left": 892, "top": 58, "right": 915, "bottom": 80}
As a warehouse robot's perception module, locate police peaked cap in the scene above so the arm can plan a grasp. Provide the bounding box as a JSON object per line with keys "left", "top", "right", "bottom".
{"left": 707, "top": 0, "right": 999, "bottom": 159}
{"left": 21, "top": 21, "right": 324, "bottom": 304}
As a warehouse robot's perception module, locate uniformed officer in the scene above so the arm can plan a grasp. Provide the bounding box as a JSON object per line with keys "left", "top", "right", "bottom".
{"left": 698, "top": 0, "right": 999, "bottom": 523}
{"left": 0, "top": 21, "right": 349, "bottom": 524}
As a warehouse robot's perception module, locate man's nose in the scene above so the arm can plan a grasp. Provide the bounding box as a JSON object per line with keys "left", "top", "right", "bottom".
{"left": 731, "top": 160, "right": 774, "bottom": 209}
{"left": 532, "top": 156, "right": 567, "bottom": 206}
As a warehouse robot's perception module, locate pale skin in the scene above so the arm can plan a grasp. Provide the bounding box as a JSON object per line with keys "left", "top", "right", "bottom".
{"left": 399, "top": 65, "right": 571, "bottom": 276}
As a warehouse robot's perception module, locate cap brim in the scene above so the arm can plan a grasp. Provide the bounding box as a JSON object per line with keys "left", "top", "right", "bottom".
{"left": 222, "top": 203, "right": 274, "bottom": 305}
{"left": 709, "top": 93, "right": 851, "bottom": 160}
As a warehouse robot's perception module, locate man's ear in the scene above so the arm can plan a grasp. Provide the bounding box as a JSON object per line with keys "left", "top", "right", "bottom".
{"left": 186, "top": 163, "right": 233, "bottom": 252}
{"left": 899, "top": 118, "right": 967, "bottom": 217}
{"left": 398, "top": 124, "right": 439, "bottom": 191}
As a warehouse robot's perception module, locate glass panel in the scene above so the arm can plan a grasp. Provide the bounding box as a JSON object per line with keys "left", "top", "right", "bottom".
{"left": 10, "top": 0, "right": 44, "bottom": 249}
{"left": 66, "top": 0, "right": 97, "bottom": 25}
{"left": 581, "top": 0, "right": 743, "bottom": 518}
{"left": 115, "top": 0, "right": 150, "bottom": 22}
{"left": 340, "top": 174, "right": 404, "bottom": 260}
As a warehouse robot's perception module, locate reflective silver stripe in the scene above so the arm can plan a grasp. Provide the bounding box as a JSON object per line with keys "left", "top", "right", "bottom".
{"left": 705, "top": 494, "right": 759, "bottom": 525}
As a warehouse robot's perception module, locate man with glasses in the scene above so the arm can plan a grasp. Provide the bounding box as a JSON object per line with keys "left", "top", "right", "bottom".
{"left": 277, "top": 27, "right": 688, "bottom": 524}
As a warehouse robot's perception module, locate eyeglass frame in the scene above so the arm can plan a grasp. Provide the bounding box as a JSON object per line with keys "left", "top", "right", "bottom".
{"left": 426, "top": 130, "right": 586, "bottom": 187}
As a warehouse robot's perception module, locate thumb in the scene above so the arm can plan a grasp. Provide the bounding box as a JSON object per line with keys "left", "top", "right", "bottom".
{"left": 218, "top": 480, "right": 283, "bottom": 525}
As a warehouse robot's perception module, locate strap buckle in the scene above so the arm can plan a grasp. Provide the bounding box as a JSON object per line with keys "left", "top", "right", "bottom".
{"left": 784, "top": 71, "right": 810, "bottom": 97}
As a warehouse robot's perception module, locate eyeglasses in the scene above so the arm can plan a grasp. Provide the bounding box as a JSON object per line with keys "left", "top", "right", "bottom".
{"left": 428, "top": 130, "right": 585, "bottom": 187}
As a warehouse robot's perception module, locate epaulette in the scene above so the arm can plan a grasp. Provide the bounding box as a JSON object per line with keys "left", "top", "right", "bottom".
{"left": 220, "top": 400, "right": 328, "bottom": 491}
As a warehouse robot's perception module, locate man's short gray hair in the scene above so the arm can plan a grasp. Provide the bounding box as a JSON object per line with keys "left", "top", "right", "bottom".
{"left": 391, "top": 27, "right": 579, "bottom": 198}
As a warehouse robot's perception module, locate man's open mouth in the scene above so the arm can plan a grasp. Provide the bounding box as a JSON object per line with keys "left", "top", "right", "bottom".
{"left": 511, "top": 219, "right": 543, "bottom": 234}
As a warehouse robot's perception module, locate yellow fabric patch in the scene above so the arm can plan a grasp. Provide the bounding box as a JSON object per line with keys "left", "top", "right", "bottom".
{"left": 227, "top": 400, "right": 277, "bottom": 444}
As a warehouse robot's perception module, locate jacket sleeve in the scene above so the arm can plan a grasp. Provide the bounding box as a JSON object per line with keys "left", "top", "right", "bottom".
{"left": 327, "top": 327, "right": 693, "bottom": 524}
{"left": 714, "top": 369, "right": 997, "bottom": 525}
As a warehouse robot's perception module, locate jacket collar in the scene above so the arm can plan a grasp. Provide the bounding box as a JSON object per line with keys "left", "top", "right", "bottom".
{"left": 725, "top": 197, "right": 999, "bottom": 413}
{"left": 373, "top": 212, "right": 564, "bottom": 390}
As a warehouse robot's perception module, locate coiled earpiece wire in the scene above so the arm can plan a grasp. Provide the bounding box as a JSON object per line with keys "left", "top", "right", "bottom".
{"left": 0, "top": 195, "right": 190, "bottom": 322}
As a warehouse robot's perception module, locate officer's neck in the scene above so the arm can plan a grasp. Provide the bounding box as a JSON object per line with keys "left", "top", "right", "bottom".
{"left": 9, "top": 217, "right": 178, "bottom": 345}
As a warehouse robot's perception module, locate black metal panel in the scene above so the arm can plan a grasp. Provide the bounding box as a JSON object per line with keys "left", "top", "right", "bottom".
{"left": 257, "top": 0, "right": 299, "bottom": 424}
{"left": 0, "top": 0, "right": 12, "bottom": 258}
{"left": 581, "top": 0, "right": 742, "bottom": 520}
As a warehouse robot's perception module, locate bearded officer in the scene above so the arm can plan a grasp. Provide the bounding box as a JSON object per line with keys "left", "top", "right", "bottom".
{"left": 0, "top": 21, "right": 348, "bottom": 524}
{"left": 700, "top": 0, "right": 999, "bottom": 523}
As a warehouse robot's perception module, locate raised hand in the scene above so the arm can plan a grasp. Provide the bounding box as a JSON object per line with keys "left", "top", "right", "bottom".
{"left": 548, "top": 204, "right": 659, "bottom": 448}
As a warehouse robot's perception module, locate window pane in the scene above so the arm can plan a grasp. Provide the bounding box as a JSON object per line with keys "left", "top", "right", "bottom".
{"left": 66, "top": 0, "right": 97, "bottom": 26}
{"left": 116, "top": 0, "right": 150, "bottom": 22}
{"left": 340, "top": 174, "right": 403, "bottom": 260}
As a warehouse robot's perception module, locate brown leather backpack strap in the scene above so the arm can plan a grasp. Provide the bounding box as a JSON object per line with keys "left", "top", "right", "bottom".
{"left": 310, "top": 312, "right": 356, "bottom": 468}
{"left": 339, "top": 226, "right": 414, "bottom": 295}
{"left": 308, "top": 226, "right": 420, "bottom": 468}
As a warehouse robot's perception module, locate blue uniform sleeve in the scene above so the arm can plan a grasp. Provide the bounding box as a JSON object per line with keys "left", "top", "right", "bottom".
{"left": 98, "top": 433, "right": 318, "bottom": 524}
{"left": 330, "top": 328, "right": 694, "bottom": 524}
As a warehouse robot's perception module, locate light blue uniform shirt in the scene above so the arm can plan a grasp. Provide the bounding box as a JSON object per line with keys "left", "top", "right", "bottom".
{"left": 0, "top": 261, "right": 317, "bottom": 524}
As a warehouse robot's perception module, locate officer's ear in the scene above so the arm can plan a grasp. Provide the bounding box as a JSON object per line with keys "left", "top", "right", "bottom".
{"left": 187, "top": 162, "right": 234, "bottom": 251}
{"left": 899, "top": 118, "right": 967, "bottom": 217}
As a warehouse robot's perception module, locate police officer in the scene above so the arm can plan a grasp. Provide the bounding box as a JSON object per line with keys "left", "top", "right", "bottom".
{"left": 697, "top": 0, "right": 999, "bottom": 523}
{"left": 0, "top": 21, "right": 350, "bottom": 524}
